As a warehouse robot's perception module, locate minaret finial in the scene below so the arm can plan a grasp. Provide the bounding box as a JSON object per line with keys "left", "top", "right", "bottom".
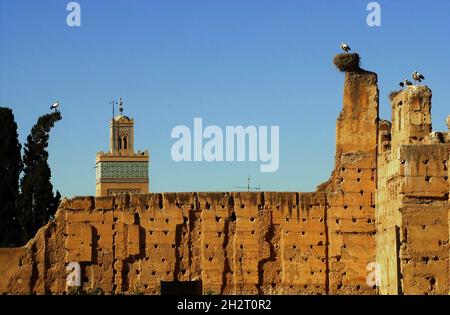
{"left": 119, "top": 98, "right": 124, "bottom": 115}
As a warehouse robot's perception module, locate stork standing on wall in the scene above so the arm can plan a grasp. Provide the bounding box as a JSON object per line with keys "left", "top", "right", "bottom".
{"left": 399, "top": 81, "right": 405, "bottom": 89}
{"left": 340, "top": 42, "right": 351, "bottom": 53}
{"left": 412, "top": 71, "right": 425, "bottom": 85}
{"left": 404, "top": 79, "right": 413, "bottom": 87}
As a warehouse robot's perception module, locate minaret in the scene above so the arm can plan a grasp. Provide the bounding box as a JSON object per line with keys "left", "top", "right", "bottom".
{"left": 95, "top": 99, "right": 149, "bottom": 197}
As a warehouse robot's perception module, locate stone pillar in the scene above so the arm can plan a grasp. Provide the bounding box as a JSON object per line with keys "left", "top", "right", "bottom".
{"left": 328, "top": 54, "right": 379, "bottom": 294}
{"left": 390, "top": 86, "right": 432, "bottom": 154}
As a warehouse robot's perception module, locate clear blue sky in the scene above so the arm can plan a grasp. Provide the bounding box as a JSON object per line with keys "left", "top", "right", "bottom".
{"left": 1, "top": 0, "right": 449, "bottom": 198}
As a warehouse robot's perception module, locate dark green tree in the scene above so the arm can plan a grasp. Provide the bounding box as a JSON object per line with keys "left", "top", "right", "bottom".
{"left": 0, "top": 108, "right": 22, "bottom": 247}
{"left": 19, "top": 112, "right": 62, "bottom": 244}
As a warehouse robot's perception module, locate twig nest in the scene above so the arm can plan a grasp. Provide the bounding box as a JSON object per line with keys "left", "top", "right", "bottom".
{"left": 333, "top": 53, "right": 361, "bottom": 72}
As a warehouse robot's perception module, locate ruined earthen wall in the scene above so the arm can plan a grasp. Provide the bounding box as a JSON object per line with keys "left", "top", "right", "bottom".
{"left": 376, "top": 87, "right": 450, "bottom": 294}
{"left": 326, "top": 69, "right": 379, "bottom": 294}
{"left": 0, "top": 192, "right": 333, "bottom": 295}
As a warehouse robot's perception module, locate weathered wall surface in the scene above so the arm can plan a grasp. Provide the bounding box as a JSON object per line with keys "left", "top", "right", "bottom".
{"left": 0, "top": 192, "right": 329, "bottom": 294}
{"left": 325, "top": 68, "right": 379, "bottom": 294}
{"left": 376, "top": 86, "right": 450, "bottom": 295}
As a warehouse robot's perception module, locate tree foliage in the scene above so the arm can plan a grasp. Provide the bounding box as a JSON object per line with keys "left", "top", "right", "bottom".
{"left": 0, "top": 108, "right": 22, "bottom": 246}
{"left": 19, "top": 111, "right": 62, "bottom": 244}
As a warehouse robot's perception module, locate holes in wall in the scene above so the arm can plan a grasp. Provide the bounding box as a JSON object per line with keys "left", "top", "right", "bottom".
{"left": 154, "top": 244, "right": 158, "bottom": 249}
{"left": 163, "top": 230, "right": 169, "bottom": 235}
{"left": 301, "top": 231, "right": 306, "bottom": 236}
{"left": 161, "top": 258, "right": 166, "bottom": 262}
{"left": 251, "top": 230, "right": 256, "bottom": 235}
{"left": 217, "top": 232, "right": 222, "bottom": 237}
{"left": 352, "top": 218, "right": 357, "bottom": 223}
{"left": 240, "top": 204, "right": 245, "bottom": 209}
{"left": 336, "top": 219, "right": 340, "bottom": 224}
{"left": 230, "top": 211, "right": 237, "bottom": 222}
{"left": 357, "top": 169, "right": 362, "bottom": 173}
{"left": 425, "top": 176, "right": 431, "bottom": 182}
{"left": 357, "top": 178, "right": 361, "bottom": 183}
{"left": 205, "top": 244, "right": 209, "bottom": 249}
{"left": 343, "top": 205, "right": 348, "bottom": 210}
{"left": 421, "top": 256, "right": 430, "bottom": 265}
{"left": 215, "top": 216, "right": 221, "bottom": 222}
{"left": 250, "top": 217, "right": 255, "bottom": 222}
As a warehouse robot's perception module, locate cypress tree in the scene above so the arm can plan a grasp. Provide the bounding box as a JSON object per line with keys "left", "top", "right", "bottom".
{"left": 0, "top": 108, "right": 22, "bottom": 247}
{"left": 19, "top": 112, "right": 62, "bottom": 243}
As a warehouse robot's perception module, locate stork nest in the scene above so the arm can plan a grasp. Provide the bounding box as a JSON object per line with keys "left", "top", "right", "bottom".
{"left": 333, "top": 53, "right": 361, "bottom": 72}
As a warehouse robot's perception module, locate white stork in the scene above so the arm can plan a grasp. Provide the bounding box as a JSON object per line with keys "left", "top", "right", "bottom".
{"left": 340, "top": 42, "right": 351, "bottom": 53}
{"left": 50, "top": 101, "right": 59, "bottom": 112}
{"left": 412, "top": 71, "right": 425, "bottom": 84}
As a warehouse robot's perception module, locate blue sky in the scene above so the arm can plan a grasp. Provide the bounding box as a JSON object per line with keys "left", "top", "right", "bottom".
{"left": 1, "top": 0, "right": 449, "bottom": 197}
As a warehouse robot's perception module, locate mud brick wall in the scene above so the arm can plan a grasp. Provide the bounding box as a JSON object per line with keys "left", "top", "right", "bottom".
{"left": 376, "top": 86, "right": 450, "bottom": 295}
{"left": 325, "top": 67, "right": 379, "bottom": 294}
{"left": 0, "top": 192, "right": 333, "bottom": 294}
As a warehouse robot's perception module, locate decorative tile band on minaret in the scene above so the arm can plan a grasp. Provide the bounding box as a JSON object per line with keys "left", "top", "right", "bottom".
{"left": 95, "top": 99, "right": 149, "bottom": 197}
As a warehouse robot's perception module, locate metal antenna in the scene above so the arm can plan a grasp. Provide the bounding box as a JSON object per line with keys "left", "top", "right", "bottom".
{"left": 234, "top": 176, "right": 261, "bottom": 192}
